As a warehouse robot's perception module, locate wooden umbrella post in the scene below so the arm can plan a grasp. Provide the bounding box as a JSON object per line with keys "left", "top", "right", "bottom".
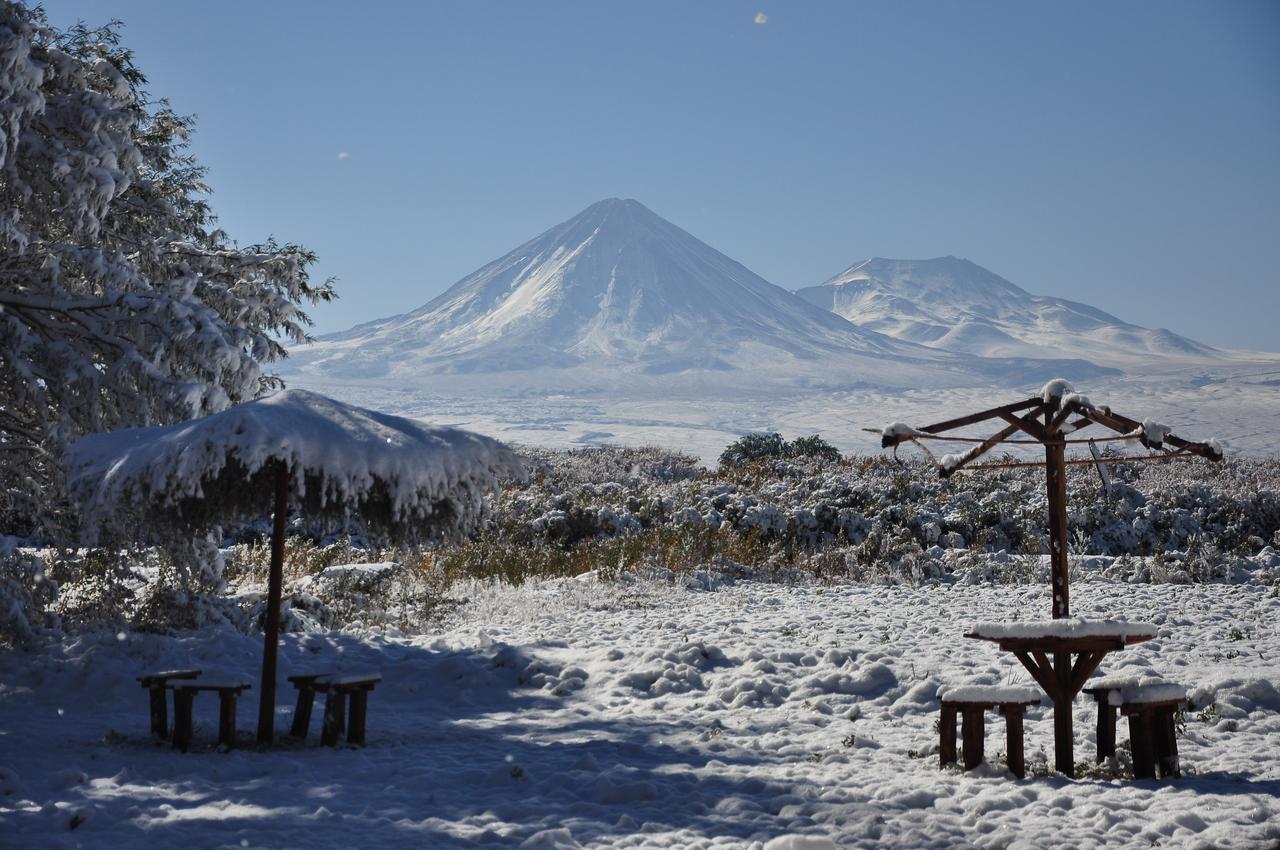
{"left": 257, "top": 464, "right": 289, "bottom": 746}
{"left": 1043, "top": 399, "right": 1070, "bottom": 620}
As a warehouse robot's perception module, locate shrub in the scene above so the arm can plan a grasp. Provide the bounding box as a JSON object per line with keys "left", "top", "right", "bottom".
{"left": 720, "top": 432, "right": 788, "bottom": 467}
{"left": 719, "top": 433, "right": 843, "bottom": 467}
{"left": 785, "top": 435, "right": 843, "bottom": 463}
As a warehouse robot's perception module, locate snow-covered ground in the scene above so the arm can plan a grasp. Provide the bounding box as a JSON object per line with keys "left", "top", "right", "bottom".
{"left": 3, "top": 576, "right": 1277, "bottom": 849}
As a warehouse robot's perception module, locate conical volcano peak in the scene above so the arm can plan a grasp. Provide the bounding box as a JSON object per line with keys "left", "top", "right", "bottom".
{"left": 294, "top": 198, "right": 959, "bottom": 384}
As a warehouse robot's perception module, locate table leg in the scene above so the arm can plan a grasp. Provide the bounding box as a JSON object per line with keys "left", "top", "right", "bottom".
{"left": 321, "top": 691, "right": 346, "bottom": 747}
{"left": 291, "top": 686, "right": 316, "bottom": 739}
{"left": 939, "top": 705, "right": 957, "bottom": 768}
{"left": 961, "top": 708, "right": 985, "bottom": 770}
{"left": 1002, "top": 705, "right": 1026, "bottom": 778}
{"left": 173, "top": 689, "right": 195, "bottom": 752}
{"left": 149, "top": 685, "right": 168, "bottom": 738}
{"left": 218, "top": 690, "right": 238, "bottom": 749}
{"left": 347, "top": 689, "right": 368, "bottom": 747}
{"left": 1053, "top": 650, "right": 1074, "bottom": 777}
{"left": 1154, "top": 707, "right": 1180, "bottom": 778}
{"left": 1095, "top": 701, "right": 1117, "bottom": 762}
{"left": 1129, "top": 712, "right": 1155, "bottom": 779}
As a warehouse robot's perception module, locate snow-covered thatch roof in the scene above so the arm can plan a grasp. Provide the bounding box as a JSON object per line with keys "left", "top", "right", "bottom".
{"left": 66, "top": 390, "right": 523, "bottom": 543}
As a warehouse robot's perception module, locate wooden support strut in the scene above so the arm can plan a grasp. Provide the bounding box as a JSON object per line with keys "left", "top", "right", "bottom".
{"left": 937, "top": 422, "right": 1022, "bottom": 478}
{"left": 918, "top": 398, "right": 1041, "bottom": 436}
{"left": 1013, "top": 649, "right": 1053, "bottom": 693}
{"left": 1077, "top": 407, "right": 1222, "bottom": 461}
{"left": 999, "top": 407, "right": 1049, "bottom": 442}
{"left": 257, "top": 464, "right": 289, "bottom": 746}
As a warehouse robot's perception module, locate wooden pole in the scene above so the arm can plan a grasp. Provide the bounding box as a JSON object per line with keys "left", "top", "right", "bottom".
{"left": 1043, "top": 399, "right": 1070, "bottom": 620}
{"left": 257, "top": 464, "right": 289, "bottom": 745}
{"left": 1044, "top": 396, "right": 1075, "bottom": 776}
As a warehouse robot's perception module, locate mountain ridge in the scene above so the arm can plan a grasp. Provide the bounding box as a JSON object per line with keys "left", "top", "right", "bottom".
{"left": 286, "top": 200, "right": 1124, "bottom": 393}
{"left": 290, "top": 199, "right": 1092, "bottom": 391}
{"left": 794, "top": 256, "right": 1220, "bottom": 365}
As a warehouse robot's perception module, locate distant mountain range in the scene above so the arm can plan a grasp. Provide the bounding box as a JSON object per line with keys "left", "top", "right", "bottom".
{"left": 794, "top": 257, "right": 1220, "bottom": 365}
{"left": 286, "top": 199, "right": 1230, "bottom": 393}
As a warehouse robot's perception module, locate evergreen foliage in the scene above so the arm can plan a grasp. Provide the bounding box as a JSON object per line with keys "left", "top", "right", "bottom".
{"left": 719, "top": 432, "right": 842, "bottom": 467}
{"left": 0, "top": 2, "right": 334, "bottom": 536}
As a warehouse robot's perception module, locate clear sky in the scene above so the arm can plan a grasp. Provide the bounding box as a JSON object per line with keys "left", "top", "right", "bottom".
{"left": 46, "top": 0, "right": 1280, "bottom": 351}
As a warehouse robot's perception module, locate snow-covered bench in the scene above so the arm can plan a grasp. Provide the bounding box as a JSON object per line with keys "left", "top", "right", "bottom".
{"left": 170, "top": 678, "right": 253, "bottom": 752}
{"left": 938, "top": 685, "right": 1043, "bottom": 778}
{"left": 137, "top": 668, "right": 201, "bottom": 738}
{"left": 288, "top": 672, "right": 382, "bottom": 746}
{"left": 1083, "top": 677, "right": 1188, "bottom": 779}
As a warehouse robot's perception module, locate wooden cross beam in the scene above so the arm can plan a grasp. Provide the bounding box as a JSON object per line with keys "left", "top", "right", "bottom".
{"left": 918, "top": 397, "right": 1040, "bottom": 436}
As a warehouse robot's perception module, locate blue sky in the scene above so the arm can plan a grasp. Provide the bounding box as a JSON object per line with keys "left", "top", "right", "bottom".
{"left": 47, "top": 0, "right": 1280, "bottom": 350}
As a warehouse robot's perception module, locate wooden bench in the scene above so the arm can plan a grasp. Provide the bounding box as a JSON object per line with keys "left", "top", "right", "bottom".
{"left": 939, "top": 685, "right": 1042, "bottom": 778}
{"left": 137, "top": 669, "right": 201, "bottom": 738}
{"left": 288, "top": 673, "right": 382, "bottom": 746}
{"left": 1084, "top": 678, "right": 1187, "bottom": 779}
{"left": 170, "top": 679, "right": 253, "bottom": 752}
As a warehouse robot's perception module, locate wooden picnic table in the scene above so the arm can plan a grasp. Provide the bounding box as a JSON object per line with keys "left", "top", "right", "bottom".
{"left": 964, "top": 623, "right": 1156, "bottom": 777}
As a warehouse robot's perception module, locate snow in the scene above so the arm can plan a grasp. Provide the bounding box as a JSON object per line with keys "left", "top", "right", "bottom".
{"left": 173, "top": 677, "right": 252, "bottom": 690}
{"left": 1040, "top": 378, "right": 1074, "bottom": 404}
{"left": 2, "top": 579, "right": 1277, "bottom": 848}
{"left": 1090, "top": 678, "right": 1189, "bottom": 706}
{"left": 316, "top": 673, "right": 383, "bottom": 687}
{"left": 881, "top": 422, "right": 921, "bottom": 440}
{"left": 277, "top": 368, "right": 1280, "bottom": 465}
{"left": 1060, "top": 392, "right": 1095, "bottom": 410}
{"left": 1139, "top": 418, "right": 1172, "bottom": 447}
{"left": 936, "top": 684, "right": 1043, "bottom": 703}
{"left": 939, "top": 452, "right": 967, "bottom": 474}
{"left": 968, "top": 619, "right": 1157, "bottom": 640}
{"left": 65, "top": 390, "right": 522, "bottom": 538}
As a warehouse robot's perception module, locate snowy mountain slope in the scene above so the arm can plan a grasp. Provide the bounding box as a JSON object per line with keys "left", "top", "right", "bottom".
{"left": 289, "top": 201, "right": 1109, "bottom": 392}
{"left": 794, "top": 257, "right": 1222, "bottom": 366}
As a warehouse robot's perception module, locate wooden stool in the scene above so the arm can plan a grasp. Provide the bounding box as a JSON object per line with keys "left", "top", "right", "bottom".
{"left": 171, "top": 679, "right": 252, "bottom": 752}
{"left": 1084, "top": 678, "right": 1187, "bottom": 779}
{"left": 939, "top": 685, "right": 1042, "bottom": 778}
{"left": 136, "top": 669, "right": 200, "bottom": 738}
{"left": 288, "top": 673, "right": 382, "bottom": 746}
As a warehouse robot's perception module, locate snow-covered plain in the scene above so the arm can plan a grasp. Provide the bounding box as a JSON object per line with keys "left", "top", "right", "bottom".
{"left": 285, "top": 365, "right": 1280, "bottom": 465}
{"left": 2, "top": 576, "right": 1278, "bottom": 849}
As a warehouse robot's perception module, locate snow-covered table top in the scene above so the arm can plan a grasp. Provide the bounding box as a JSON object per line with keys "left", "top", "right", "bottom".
{"left": 316, "top": 673, "right": 383, "bottom": 687}
{"left": 173, "top": 678, "right": 253, "bottom": 691}
{"left": 966, "top": 618, "right": 1157, "bottom": 642}
{"left": 937, "top": 684, "right": 1043, "bottom": 704}
{"left": 1085, "top": 676, "right": 1189, "bottom": 706}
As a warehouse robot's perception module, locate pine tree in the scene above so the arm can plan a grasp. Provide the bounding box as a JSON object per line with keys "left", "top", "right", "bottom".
{"left": 0, "top": 2, "right": 334, "bottom": 536}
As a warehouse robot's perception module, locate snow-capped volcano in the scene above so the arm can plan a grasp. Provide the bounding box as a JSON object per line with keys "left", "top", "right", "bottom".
{"left": 290, "top": 201, "right": 1090, "bottom": 391}
{"left": 794, "top": 257, "right": 1220, "bottom": 366}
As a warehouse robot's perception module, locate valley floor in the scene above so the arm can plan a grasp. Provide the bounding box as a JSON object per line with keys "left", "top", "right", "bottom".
{"left": 292, "top": 366, "right": 1280, "bottom": 464}
{"left": 2, "top": 577, "right": 1278, "bottom": 849}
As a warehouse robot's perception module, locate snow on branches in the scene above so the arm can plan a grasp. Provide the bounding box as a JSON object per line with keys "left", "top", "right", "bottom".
{"left": 0, "top": 3, "right": 333, "bottom": 534}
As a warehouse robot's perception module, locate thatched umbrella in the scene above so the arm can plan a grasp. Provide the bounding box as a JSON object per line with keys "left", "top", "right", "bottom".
{"left": 66, "top": 389, "right": 522, "bottom": 744}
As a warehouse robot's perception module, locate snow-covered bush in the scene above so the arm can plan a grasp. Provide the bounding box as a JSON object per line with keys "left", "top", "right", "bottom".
{"left": 480, "top": 446, "right": 1280, "bottom": 587}
{"left": 0, "top": 3, "right": 333, "bottom": 538}
{"left": 0, "top": 544, "right": 58, "bottom": 646}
